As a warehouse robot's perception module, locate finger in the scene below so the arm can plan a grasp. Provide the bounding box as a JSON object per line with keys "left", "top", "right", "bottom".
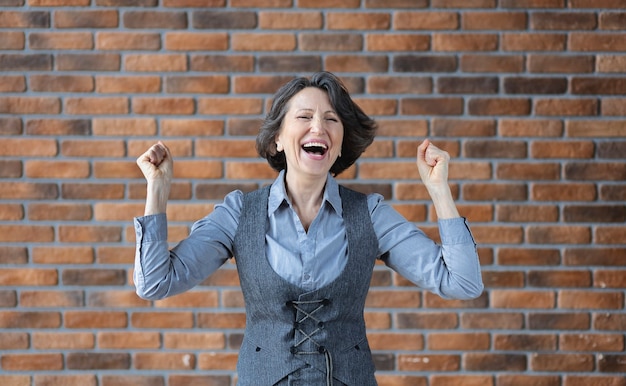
{"left": 147, "top": 143, "right": 167, "bottom": 166}
{"left": 425, "top": 145, "right": 450, "bottom": 168}
{"left": 417, "top": 139, "right": 430, "bottom": 163}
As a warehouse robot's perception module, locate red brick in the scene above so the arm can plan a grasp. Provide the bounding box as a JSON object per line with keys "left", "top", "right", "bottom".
{"left": 0, "top": 332, "right": 29, "bottom": 350}
{"left": 428, "top": 332, "right": 489, "bottom": 350}
{"left": 537, "top": 98, "right": 598, "bottom": 117}
{"left": 399, "top": 354, "right": 460, "bottom": 371}
{"left": 134, "top": 352, "right": 196, "bottom": 370}
{"left": 463, "top": 353, "right": 527, "bottom": 371}
{"left": 532, "top": 183, "right": 597, "bottom": 201}
{"left": 367, "top": 34, "right": 430, "bottom": 52}
{"left": 232, "top": 33, "right": 296, "bottom": 51}
{"left": 531, "top": 353, "right": 594, "bottom": 372}
{"left": 377, "top": 375, "right": 427, "bottom": 386}
{"left": 20, "top": 291, "right": 84, "bottom": 308}
{"left": 464, "top": 12, "right": 526, "bottom": 30}
{"left": 565, "top": 375, "right": 626, "bottom": 386}
{"left": 197, "top": 352, "right": 238, "bottom": 371}
{"left": 531, "top": 12, "right": 597, "bottom": 30}
{"left": 0, "top": 203, "right": 23, "bottom": 221}
{"left": 567, "top": 120, "right": 626, "bottom": 137}
{"left": 96, "top": 32, "right": 161, "bottom": 50}
{"left": 491, "top": 290, "right": 555, "bottom": 309}
{"left": 570, "top": 32, "right": 626, "bottom": 52}
{"left": 0, "top": 31, "right": 25, "bottom": 50}
{"left": 131, "top": 312, "right": 193, "bottom": 329}
{"left": 527, "top": 225, "right": 591, "bottom": 244}
{"left": 528, "top": 54, "right": 595, "bottom": 73}
{"left": 55, "top": 10, "right": 118, "bottom": 28}
{"left": 101, "top": 375, "right": 164, "bottom": 386}
{"left": 500, "top": 0, "right": 563, "bottom": 7}
{"left": 598, "top": 54, "right": 626, "bottom": 73}
{"left": 32, "top": 332, "right": 94, "bottom": 349}
{"left": 164, "top": 332, "right": 225, "bottom": 350}
{"left": 65, "top": 311, "right": 127, "bottom": 329}
{"left": 561, "top": 333, "right": 624, "bottom": 351}
{"left": 468, "top": 97, "right": 531, "bottom": 116}
{"left": 433, "top": 33, "right": 498, "bottom": 51}
{"left": 394, "top": 54, "right": 457, "bottom": 72}
{"left": 499, "top": 119, "right": 563, "bottom": 137}
{"left": 299, "top": 33, "right": 363, "bottom": 51}
{"left": 29, "top": 32, "right": 93, "bottom": 50}
{"left": 88, "top": 291, "right": 150, "bottom": 308}
{"left": 66, "top": 352, "right": 130, "bottom": 370}
{"left": 461, "top": 312, "right": 524, "bottom": 330}
{"left": 565, "top": 247, "right": 626, "bottom": 266}
{"left": 0, "top": 118, "right": 22, "bottom": 136}
{"left": 0, "top": 268, "right": 58, "bottom": 286}
{"left": 502, "top": 33, "right": 566, "bottom": 51}
{"left": 461, "top": 54, "right": 524, "bottom": 73}
{"left": 394, "top": 11, "right": 457, "bottom": 30}
{"left": 257, "top": 11, "right": 322, "bottom": 30}
{"left": 98, "top": 332, "right": 160, "bottom": 349}
{"left": 125, "top": 54, "right": 187, "bottom": 72}
{"left": 559, "top": 290, "right": 624, "bottom": 309}
{"left": 1, "top": 353, "right": 63, "bottom": 371}
{"left": 595, "top": 226, "right": 626, "bottom": 245}
{"left": 34, "top": 375, "right": 97, "bottom": 386}
{"left": 57, "top": 53, "right": 120, "bottom": 71}
{"left": 496, "top": 204, "right": 558, "bottom": 222}
{"left": 26, "top": 119, "right": 91, "bottom": 136}
{"left": 32, "top": 246, "right": 94, "bottom": 264}
{"left": 0, "top": 11, "right": 49, "bottom": 28}
{"left": 327, "top": 12, "right": 389, "bottom": 30}
{"left": 96, "top": 76, "right": 161, "bottom": 93}
{"left": 494, "top": 333, "right": 557, "bottom": 351}
{"left": 498, "top": 162, "right": 560, "bottom": 181}
{"left": 0, "top": 97, "right": 60, "bottom": 114}
{"left": 65, "top": 97, "right": 129, "bottom": 115}
{"left": 431, "top": 375, "right": 493, "bottom": 386}
{"left": 197, "top": 312, "right": 246, "bottom": 329}
{"left": 191, "top": 9, "right": 255, "bottom": 29}
{"left": 0, "top": 376, "right": 29, "bottom": 386}
{"left": 165, "top": 75, "right": 229, "bottom": 94}
{"left": 25, "top": 160, "right": 90, "bottom": 179}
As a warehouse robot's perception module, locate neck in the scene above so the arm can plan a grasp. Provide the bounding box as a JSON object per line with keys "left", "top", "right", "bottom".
{"left": 284, "top": 171, "right": 326, "bottom": 231}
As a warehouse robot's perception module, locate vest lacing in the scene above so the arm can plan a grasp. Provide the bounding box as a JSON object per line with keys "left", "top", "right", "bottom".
{"left": 286, "top": 298, "right": 334, "bottom": 386}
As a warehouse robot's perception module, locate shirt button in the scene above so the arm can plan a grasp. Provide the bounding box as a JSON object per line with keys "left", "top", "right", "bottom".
{"left": 303, "top": 274, "right": 310, "bottom": 280}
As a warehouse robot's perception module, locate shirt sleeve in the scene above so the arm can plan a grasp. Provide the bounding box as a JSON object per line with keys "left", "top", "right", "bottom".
{"left": 133, "top": 190, "right": 243, "bottom": 300}
{"left": 368, "top": 193, "right": 484, "bottom": 300}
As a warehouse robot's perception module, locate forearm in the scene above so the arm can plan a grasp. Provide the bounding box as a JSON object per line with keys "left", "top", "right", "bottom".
{"left": 144, "top": 181, "right": 170, "bottom": 215}
{"left": 427, "top": 184, "right": 460, "bottom": 220}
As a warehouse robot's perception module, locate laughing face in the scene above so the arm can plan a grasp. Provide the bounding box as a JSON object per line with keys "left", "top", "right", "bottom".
{"left": 276, "top": 87, "right": 344, "bottom": 180}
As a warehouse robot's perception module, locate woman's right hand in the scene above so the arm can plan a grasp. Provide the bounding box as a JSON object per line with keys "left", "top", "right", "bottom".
{"left": 137, "top": 141, "right": 173, "bottom": 215}
{"left": 137, "top": 141, "right": 173, "bottom": 184}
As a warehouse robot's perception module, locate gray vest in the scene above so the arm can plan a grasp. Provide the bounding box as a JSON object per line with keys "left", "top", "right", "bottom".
{"left": 233, "top": 185, "right": 379, "bottom": 386}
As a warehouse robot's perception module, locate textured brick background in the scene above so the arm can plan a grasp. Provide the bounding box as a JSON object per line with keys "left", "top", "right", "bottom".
{"left": 1, "top": 1, "right": 625, "bottom": 385}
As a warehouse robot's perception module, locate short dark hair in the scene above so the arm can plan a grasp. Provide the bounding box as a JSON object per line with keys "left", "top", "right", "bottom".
{"left": 256, "top": 71, "right": 377, "bottom": 176}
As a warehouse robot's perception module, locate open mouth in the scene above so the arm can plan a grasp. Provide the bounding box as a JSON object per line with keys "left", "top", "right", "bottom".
{"left": 302, "top": 142, "right": 328, "bottom": 156}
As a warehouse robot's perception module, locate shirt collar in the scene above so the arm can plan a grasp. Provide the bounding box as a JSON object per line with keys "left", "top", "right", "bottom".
{"left": 268, "top": 170, "right": 343, "bottom": 217}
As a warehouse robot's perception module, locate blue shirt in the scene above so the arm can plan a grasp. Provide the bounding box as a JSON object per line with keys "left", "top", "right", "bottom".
{"left": 134, "top": 171, "right": 483, "bottom": 301}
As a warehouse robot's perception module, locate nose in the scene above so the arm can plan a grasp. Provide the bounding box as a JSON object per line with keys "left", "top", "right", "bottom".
{"left": 310, "top": 115, "right": 325, "bottom": 134}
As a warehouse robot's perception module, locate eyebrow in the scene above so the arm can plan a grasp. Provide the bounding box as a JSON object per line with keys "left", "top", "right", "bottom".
{"left": 295, "top": 108, "right": 337, "bottom": 115}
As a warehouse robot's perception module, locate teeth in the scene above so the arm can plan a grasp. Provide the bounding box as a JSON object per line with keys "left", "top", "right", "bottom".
{"left": 302, "top": 142, "right": 328, "bottom": 155}
{"left": 303, "top": 142, "right": 328, "bottom": 149}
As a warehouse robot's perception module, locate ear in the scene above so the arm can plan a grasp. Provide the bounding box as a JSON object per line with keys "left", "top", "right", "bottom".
{"left": 276, "top": 142, "right": 283, "bottom": 152}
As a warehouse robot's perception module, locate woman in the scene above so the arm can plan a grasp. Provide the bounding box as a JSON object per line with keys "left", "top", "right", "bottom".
{"left": 134, "top": 71, "right": 483, "bottom": 386}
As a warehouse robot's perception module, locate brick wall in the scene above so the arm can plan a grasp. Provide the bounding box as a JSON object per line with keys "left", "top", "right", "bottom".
{"left": 1, "top": 1, "right": 625, "bottom": 385}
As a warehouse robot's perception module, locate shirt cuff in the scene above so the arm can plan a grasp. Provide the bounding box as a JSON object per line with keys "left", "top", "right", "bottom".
{"left": 134, "top": 213, "right": 168, "bottom": 243}
{"left": 438, "top": 217, "right": 476, "bottom": 245}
